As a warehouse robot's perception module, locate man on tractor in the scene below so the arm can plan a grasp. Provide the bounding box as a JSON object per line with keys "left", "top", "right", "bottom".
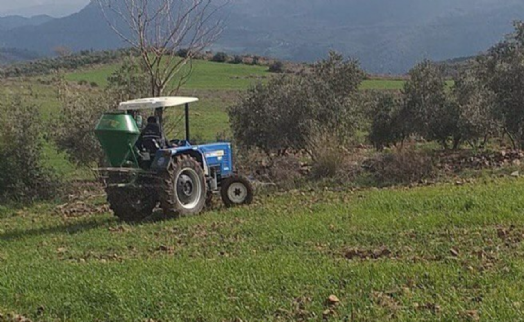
{"left": 95, "top": 96, "right": 254, "bottom": 221}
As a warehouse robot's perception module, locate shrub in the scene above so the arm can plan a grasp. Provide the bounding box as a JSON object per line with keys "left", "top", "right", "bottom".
{"left": 53, "top": 59, "right": 151, "bottom": 167}
{"left": 308, "top": 132, "right": 348, "bottom": 179}
{"left": 230, "top": 55, "right": 243, "bottom": 64}
{"left": 268, "top": 61, "right": 284, "bottom": 73}
{"left": 211, "top": 52, "right": 228, "bottom": 63}
{"left": 0, "top": 96, "right": 60, "bottom": 202}
{"left": 52, "top": 90, "right": 110, "bottom": 167}
{"left": 366, "top": 148, "right": 436, "bottom": 186}
{"left": 176, "top": 48, "right": 190, "bottom": 58}
{"left": 235, "top": 149, "right": 303, "bottom": 189}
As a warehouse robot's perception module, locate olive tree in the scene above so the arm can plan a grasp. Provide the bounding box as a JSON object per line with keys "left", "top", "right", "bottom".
{"left": 0, "top": 97, "right": 59, "bottom": 202}
{"left": 52, "top": 59, "right": 150, "bottom": 166}
{"left": 368, "top": 92, "right": 405, "bottom": 150}
{"left": 476, "top": 21, "right": 524, "bottom": 148}
{"left": 452, "top": 67, "right": 498, "bottom": 148}
{"left": 402, "top": 60, "right": 461, "bottom": 149}
{"left": 229, "top": 52, "right": 365, "bottom": 154}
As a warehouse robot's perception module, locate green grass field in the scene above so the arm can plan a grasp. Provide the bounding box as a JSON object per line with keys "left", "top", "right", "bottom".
{"left": 65, "top": 60, "right": 269, "bottom": 90}
{"left": 2, "top": 178, "right": 524, "bottom": 321}
{"left": 65, "top": 59, "right": 410, "bottom": 91}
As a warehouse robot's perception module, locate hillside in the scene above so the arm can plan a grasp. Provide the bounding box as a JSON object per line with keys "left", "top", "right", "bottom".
{"left": 1, "top": 0, "right": 524, "bottom": 73}
{"left": 0, "top": 14, "right": 53, "bottom": 30}
{"left": 0, "top": 48, "right": 41, "bottom": 64}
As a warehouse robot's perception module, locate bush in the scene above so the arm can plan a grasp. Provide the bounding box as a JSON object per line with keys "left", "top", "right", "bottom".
{"left": 176, "top": 48, "right": 190, "bottom": 58}
{"left": 308, "top": 132, "right": 348, "bottom": 179}
{"left": 230, "top": 55, "right": 243, "bottom": 64}
{"left": 366, "top": 148, "right": 436, "bottom": 186}
{"left": 53, "top": 59, "right": 150, "bottom": 167}
{"left": 0, "top": 97, "right": 60, "bottom": 202}
{"left": 268, "top": 61, "right": 284, "bottom": 73}
{"left": 235, "top": 149, "right": 303, "bottom": 189}
{"left": 52, "top": 90, "right": 110, "bottom": 167}
{"left": 211, "top": 52, "right": 228, "bottom": 63}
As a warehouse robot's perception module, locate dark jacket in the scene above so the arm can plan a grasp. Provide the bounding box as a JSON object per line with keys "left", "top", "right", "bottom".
{"left": 137, "top": 123, "right": 165, "bottom": 150}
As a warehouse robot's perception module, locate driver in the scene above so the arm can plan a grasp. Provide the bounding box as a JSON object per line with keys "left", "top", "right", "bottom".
{"left": 137, "top": 116, "right": 166, "bottom": 150}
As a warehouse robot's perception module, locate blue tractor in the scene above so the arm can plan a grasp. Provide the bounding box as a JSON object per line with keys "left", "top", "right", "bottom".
{"left": 95, "top": 97, "right": 254, "bottom": 221}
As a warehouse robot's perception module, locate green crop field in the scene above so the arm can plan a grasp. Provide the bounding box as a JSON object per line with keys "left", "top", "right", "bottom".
{"left": 65, "top": 60, "right": 270, "bottom": 90}
{"left": 2, "top": 178, "right": 524, "bottom": 321}
{"left": 65, "top": 59, "right": 415, "bottom": 91}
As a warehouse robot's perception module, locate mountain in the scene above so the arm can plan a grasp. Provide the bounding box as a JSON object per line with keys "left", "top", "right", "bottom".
{"left": 0, "top": 47, "right": 41, "bottom": 64}
{"left": 0, "top": 15, "right": 54, "bottom": 30}
{"left": 0, "top": 1, "right": 88, "bottom": 18}
{"left": 1, "top": 0, "right": 524, "bottom": 73}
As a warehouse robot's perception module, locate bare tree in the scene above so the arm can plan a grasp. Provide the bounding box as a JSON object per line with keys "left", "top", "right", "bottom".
{"left": 97, "top": 0, "right": 225, "bottom": 97}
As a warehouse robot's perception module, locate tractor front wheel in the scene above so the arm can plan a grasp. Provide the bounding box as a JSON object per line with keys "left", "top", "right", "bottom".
{"left": 160, "top": 155, "right": 207, "bottom": 218}
{"left": 106, "top": 187, "right": 157, "bottom": 222}
{"left": 220, "top": 175, "right": 254, "bottom": 207}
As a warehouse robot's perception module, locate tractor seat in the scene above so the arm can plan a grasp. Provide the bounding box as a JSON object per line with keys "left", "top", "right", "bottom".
{"left": 141, "top": 135, "right": 162, "bottom": 153}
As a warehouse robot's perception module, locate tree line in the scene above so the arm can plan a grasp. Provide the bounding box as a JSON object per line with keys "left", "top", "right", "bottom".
{"left": 231, "top": 22, "right": 524, "bottom": 154}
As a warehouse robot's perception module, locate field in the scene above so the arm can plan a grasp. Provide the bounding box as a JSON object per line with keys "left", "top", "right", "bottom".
{"left": 65, "top": 61, "right": 408, "bottom": 91}
{"left": 2, "top": 178, "right": 524, "bottom": 321}
{"left": 2, "top": 58, "right": 521, "bottom": 321}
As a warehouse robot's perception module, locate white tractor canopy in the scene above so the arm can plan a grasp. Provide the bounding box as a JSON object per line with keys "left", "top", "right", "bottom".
{"left": 118, "top": 97, "right": 199, "bottom": 111}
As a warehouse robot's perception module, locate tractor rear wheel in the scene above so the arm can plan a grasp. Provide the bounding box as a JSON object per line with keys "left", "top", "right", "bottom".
{"left": 106, "top": 186, "right": 157, "bottom": 222}
{"left": 159, "top": 155, "right": 207, "bottom": 218}
{"left": 220, "top": 175, "right": 254, "bottom": 207}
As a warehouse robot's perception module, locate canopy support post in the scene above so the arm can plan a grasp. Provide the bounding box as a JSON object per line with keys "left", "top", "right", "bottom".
{"left": 185, "top": 103, "right": 190, "bottom": 143}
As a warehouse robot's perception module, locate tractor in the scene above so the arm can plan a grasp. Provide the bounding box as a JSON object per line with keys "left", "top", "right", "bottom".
{"left": 94, "top": 97, "right": 254, "bottom": 221}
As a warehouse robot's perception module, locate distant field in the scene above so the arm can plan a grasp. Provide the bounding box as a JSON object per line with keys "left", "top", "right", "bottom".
{"left": 2, "top": 178, "right": 524, "bottom": 321}
{"left": 65, "top": 60, "right": 269, "bottom": 90}
{"left": 361, "top": 79, "right": 405, "bottom": 90}
{"left": 65, "top": 60, "right": 419, "bottom": 91}
{"left": 361, "top": 79, "right": 455, "bottom": 90}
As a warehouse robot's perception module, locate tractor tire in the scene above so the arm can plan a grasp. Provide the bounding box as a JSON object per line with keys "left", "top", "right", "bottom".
{"left": 220, "top": 175, "right": 254, "bottom": 208}
{"left": 159, "top": 155, "right": 207, "bottom": 218}
{"left": 106, "top": 186, "right": 157, "bottom": 222}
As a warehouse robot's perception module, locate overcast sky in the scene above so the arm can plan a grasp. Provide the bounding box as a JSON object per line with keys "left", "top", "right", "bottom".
{"left": 0, "top": 0, "right": 90, "bottom": 17}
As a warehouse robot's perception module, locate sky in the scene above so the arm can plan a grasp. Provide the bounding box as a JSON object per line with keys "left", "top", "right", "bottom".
{"left": 0, "top": 0, "right": 90, "bottom": 17}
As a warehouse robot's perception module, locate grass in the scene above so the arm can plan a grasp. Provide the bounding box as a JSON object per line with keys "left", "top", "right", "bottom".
{"left": 2, "top": 178, "right": 524, "bottom": 321}
{"left": 361, "top": 79, "right": 455, "bottom": 91}
{"left": 65, "top": 60, "right": 269, "bottom": 90}
{"left": 65, "top": 59, "right": 420, "bottom": 92}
